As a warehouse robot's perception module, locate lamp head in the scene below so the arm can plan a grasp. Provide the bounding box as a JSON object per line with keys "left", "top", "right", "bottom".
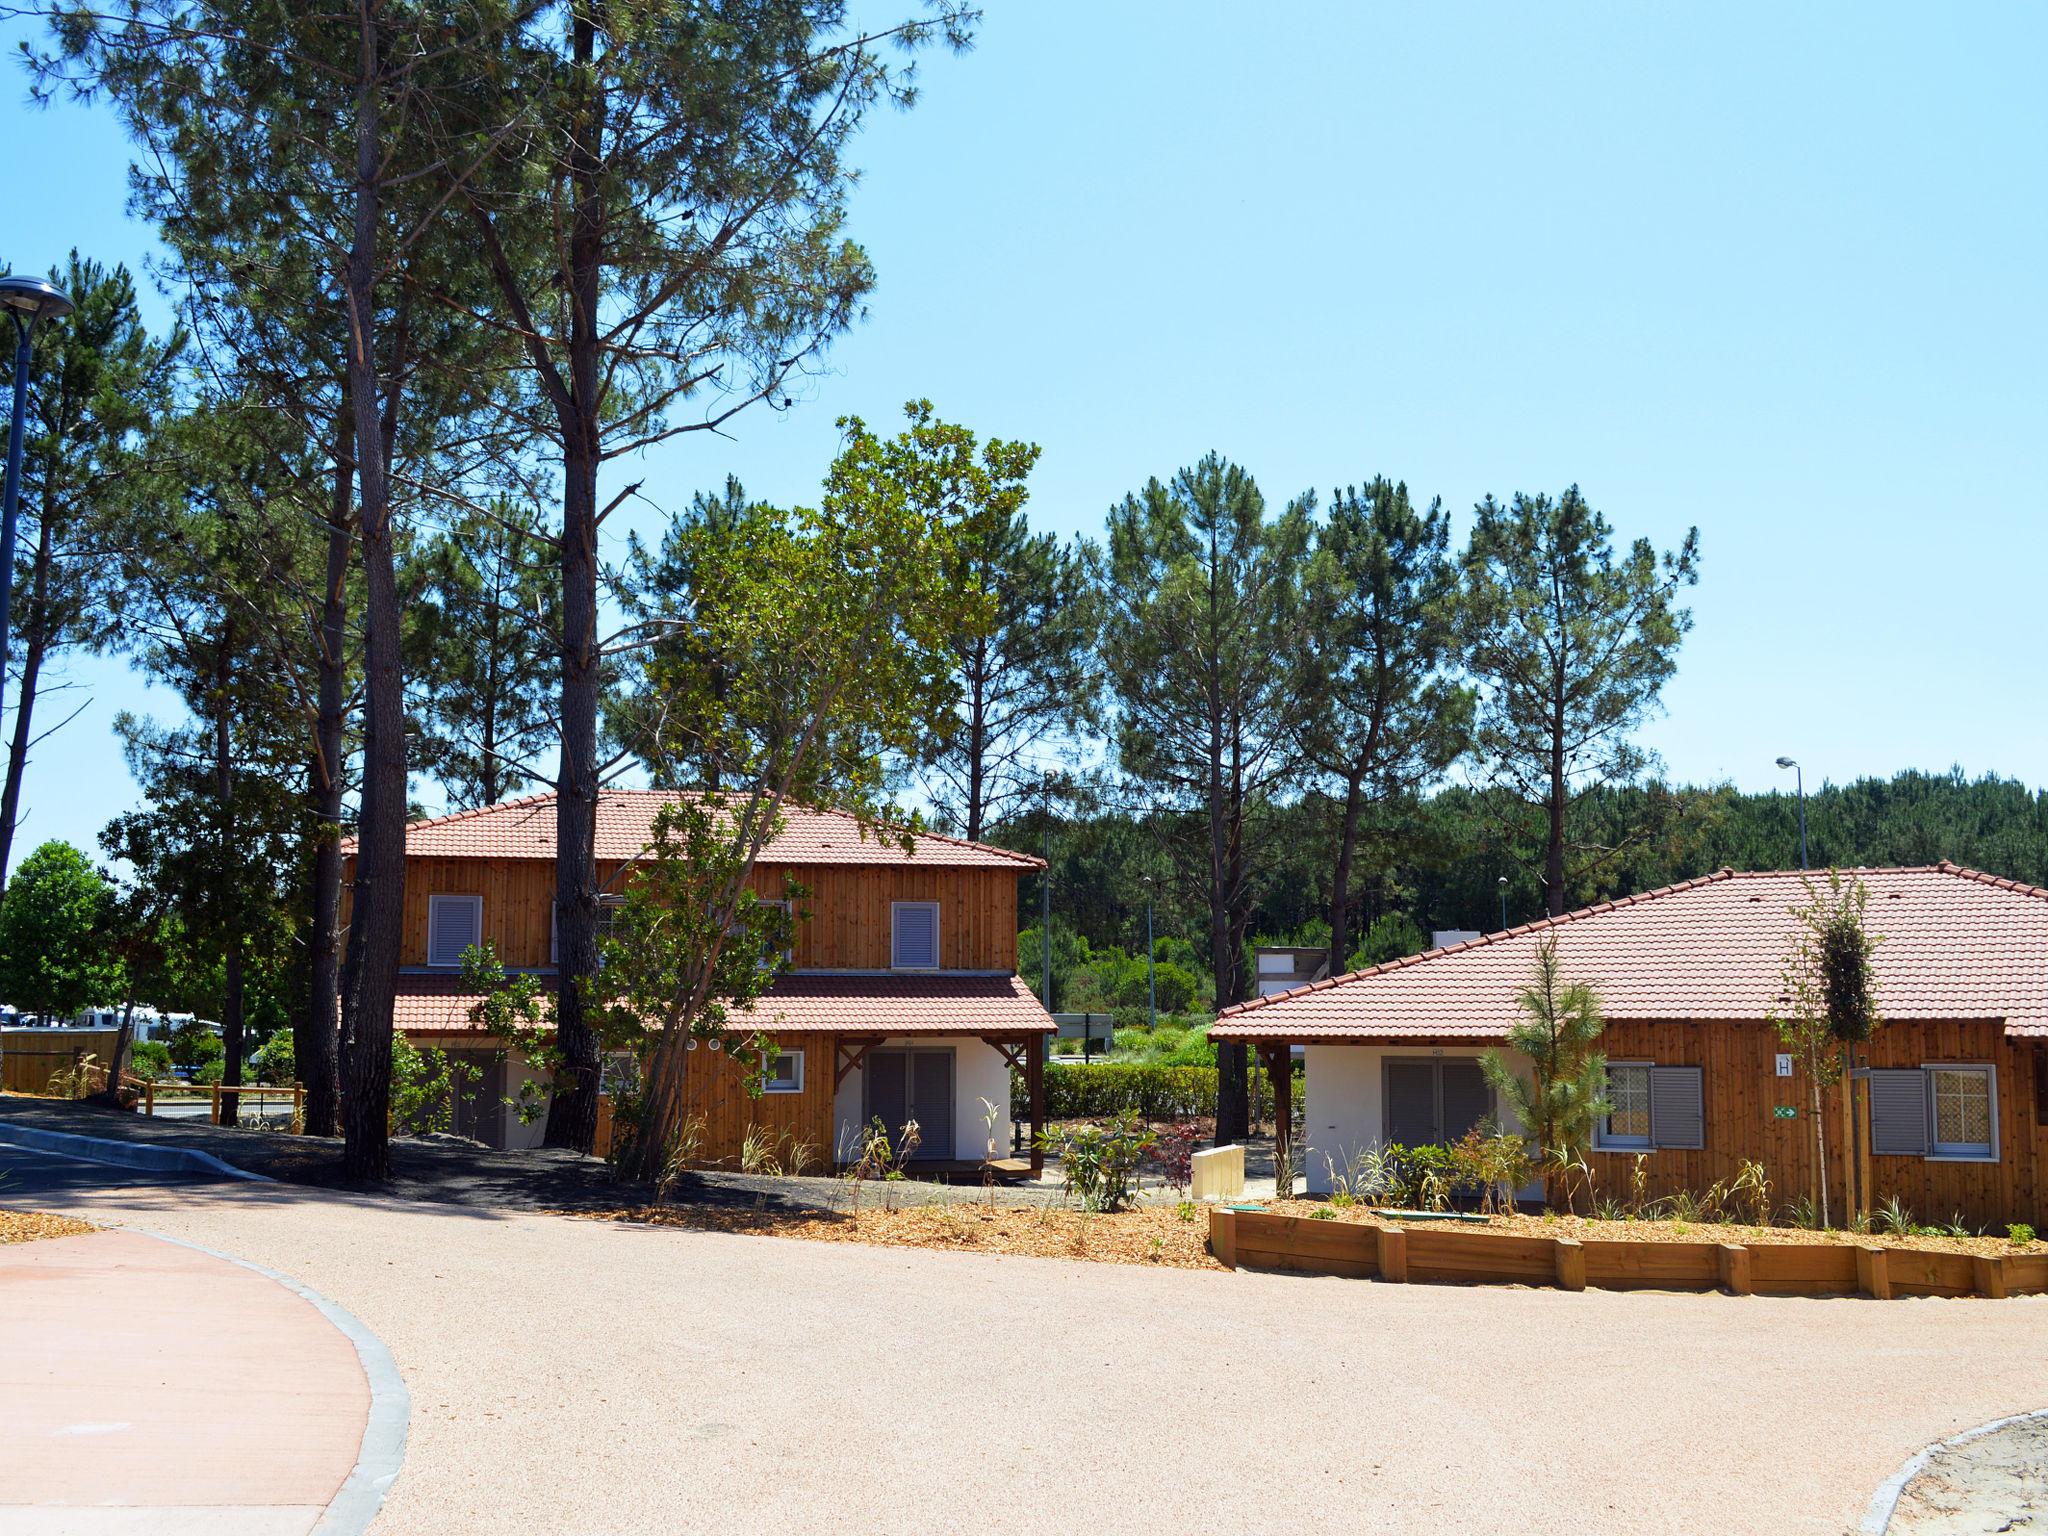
{"left": 0, "top": 275, "right": 74, "bottom": 323}
{"left": 1775, "top": 756, "right": 1797, "bottom": 770}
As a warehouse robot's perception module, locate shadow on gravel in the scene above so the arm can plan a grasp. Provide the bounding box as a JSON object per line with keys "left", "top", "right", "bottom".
{"left": 0, "top": 1094, "right": 1065, "bottom": 1222}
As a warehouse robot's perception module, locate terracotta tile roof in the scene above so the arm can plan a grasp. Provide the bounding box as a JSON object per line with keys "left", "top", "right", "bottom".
{"left": 389, "top": 972, "right": 531, "bottom": 1036}
{"left": 1212, "top": 864, "right": 2048, "bottom": 1044}
{"left": 390, "top": 969, "right": 1052, "bottom": 1038}
{"left": 347, "top": 790, "right": 1042, "bottom": 870}
{"left": 746, "top": 973, "right": 1054, "bottom": 1037}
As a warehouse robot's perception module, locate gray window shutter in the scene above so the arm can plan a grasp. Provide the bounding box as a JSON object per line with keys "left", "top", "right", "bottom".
{"left": 1868, "top": 1068, "right": 1931, "bottom": 1156}
{"left": 893, "top": 903, "right": 938, "bottom": 969}
{"left": 1648, "top": 1066, "right": 1704, "bottom": 1150}
{"left": 428, "top": 896, "right": 481, "bottom": 968}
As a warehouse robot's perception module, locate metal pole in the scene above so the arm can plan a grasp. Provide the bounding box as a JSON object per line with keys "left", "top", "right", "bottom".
{"left": 0, "top": 314, "right": 35, "bottom": 673}
{"left": 1498, "top": 876, "right": 1508, "bottom": 932}
{"left": 1145, "top": 895, "right": 1156, "bottom": 1030}
{"left": 1796, "top": 765, "right": 1809, "bottom": 870}
{"left": 1040, "top": 777, "right": 1052, "bottom": 1012}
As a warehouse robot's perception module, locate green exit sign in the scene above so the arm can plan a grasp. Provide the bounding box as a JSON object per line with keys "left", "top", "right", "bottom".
{"left": 1772, "top": 1105, "right": 1798, "bottom": 1120}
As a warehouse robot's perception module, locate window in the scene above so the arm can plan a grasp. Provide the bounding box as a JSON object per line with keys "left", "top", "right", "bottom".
{"left": 1595, "top": 1062, "right": 1703, "bottom": 1152}
{"left": 1869, "top": 1064, "right": 1999, "bottom": 1162}
{"left": 762, "top": 1049, "right": 804, "bottom": 1094}
{"left": 891, "top": 901, "right": 940, "bottom": 970}
{"left": 1931, "top": 1066, "right": 1995, "bottom": 1159}
{"left": 1600, "top": 1064, "right": 1652, "bottom": 1149}
{"left": 729, "top": 899, "right": 793, "bottom": 970}
{"left": 426, "top": 894, "right": 482, "bottom": 969}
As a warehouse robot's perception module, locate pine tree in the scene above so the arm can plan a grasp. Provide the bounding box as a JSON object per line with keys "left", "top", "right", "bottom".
{"left": 1482, "top": 936, "right": 1610, "bottom": 1204}
{"left": 1460, "top": 487, "right": 1700, "bottom": 916}
{"left": 1100, "top": 454, "right": 1313, "bottom": 1145}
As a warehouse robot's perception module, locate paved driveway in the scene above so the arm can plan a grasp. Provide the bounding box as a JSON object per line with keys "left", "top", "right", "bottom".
{"left": 15, "top": 1164, "right": 2047, "bottom": 1536}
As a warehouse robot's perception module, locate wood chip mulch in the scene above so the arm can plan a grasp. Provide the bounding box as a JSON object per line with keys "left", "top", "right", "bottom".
{"left": 1263, "top": 1201, "right": 2045, "bottom": 1258}
{"left": 0, "top": 1208, "right": 93, "bottom": 1245}
{"left": 562, "top": 1200, "right": 1228, "bottom": 1270}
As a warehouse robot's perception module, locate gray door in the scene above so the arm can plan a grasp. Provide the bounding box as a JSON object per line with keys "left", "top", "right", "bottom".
{"left": 1384, "top": 1057, "right": 1493, "bottom": 1147}
{"left": 865, "top": 1049, "right": 910, "bottom": 1150}
{"left": 910, "top": 1050, "right": 955, "bottom": 1160}
{"left": 1385, "top": 1061, "right": 1438, "bottom": 1146}
{"left": 1439, "top": 1061, "right": 1492, "bottom": 1142}
{"left": 864, "top": 1048, "right": 955, "bottom": 1161}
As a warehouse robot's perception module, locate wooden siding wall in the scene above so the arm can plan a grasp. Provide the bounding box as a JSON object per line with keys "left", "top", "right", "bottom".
{"left": 749, "top": 863, "right": 1018, "bottom": 972}
{"left": 1586, "top": 1019, "right": 2048, "bottom": 1232}
{"left": 356, "top": 854, "right": 1022, "bottom": 973}
{"left": 674, "top": 1029, "right": 838, "bottom": 1167}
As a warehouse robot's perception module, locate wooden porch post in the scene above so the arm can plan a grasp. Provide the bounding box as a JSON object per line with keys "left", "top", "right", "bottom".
{"left": 1026, "top": 1032, "right": 1045, "bottom": 1176}
{"left": 1266, "top": 1042, "right": 1294, "bottom": 1199}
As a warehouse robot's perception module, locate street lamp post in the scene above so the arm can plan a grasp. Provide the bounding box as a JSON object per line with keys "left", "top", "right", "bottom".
{"left": 1497, "top": 875, "right": 1508, "bottom": 932}
{"left": 0, "top": 276, "right": 74, "bottom": 675}
{"left": 1775, "top": 756, "right": 1808, "bottom": 870}
{"left": 1142, "top": 876, "right": 1156, "bottom": 1031}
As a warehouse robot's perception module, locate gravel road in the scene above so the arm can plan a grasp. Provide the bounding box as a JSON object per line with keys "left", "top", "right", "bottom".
{"left": 16, "top": 1163, "right": 2048, "bottom": 1536}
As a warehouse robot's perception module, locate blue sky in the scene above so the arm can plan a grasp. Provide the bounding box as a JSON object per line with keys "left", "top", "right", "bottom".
{"left": 3, "top": 2, "right": 2045, "bottom": 863}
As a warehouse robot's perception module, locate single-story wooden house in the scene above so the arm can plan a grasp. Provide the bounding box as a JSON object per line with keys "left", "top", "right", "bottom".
{"left": 1211, "top": 864, "right": 2048, "bottom": 1231}
{"left": 347, "top": 790, "right": 1055, "bottom": 1168}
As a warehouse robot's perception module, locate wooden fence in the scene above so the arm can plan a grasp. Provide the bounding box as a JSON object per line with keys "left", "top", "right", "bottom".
{"left": 1209, "top": 1207, "right": 2048, "bottom": 1300}
{"left": 0, "top": 1029, "right": 123, "bottom": 1096}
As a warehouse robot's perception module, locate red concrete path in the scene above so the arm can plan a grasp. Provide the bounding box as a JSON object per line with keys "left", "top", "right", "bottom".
{"left": 0, "top": 1229, "right": 369, "bottom": 1535}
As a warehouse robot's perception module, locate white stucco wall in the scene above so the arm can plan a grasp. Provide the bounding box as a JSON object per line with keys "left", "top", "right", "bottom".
{"left": 832, "top": 1035, "right": 1017, "bottom": 1163}
{"left": 1302, "top": 1043, "right": 1537, "bottom": 1197}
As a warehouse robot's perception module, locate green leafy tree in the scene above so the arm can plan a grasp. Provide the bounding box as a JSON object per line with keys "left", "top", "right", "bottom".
{"left": 0, "top": 253, "right": 182, "bottom": 893}
{"left": 1100, "top": 454, "right": 1313, "bottom": 1144}
{"left": 1460, "top": 487, "right": 1700, "bottom": 916}
{"left": 0, "top": 841, "right": 123, "bottom": 1022}
{"left": 602, "top": 407, "right": 988, "bottom": 1178}
{"left": 1301, "top": 478, "right": 1471, "bottom": 966}
{"left": 1480, "top": 936, "right": 1610, "bottom": 1206}
{"left": 1768, "top": 870, "right": 1883, "bottom": 1228}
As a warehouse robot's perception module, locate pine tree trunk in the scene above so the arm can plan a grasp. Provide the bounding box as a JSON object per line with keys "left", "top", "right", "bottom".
{"left": 1328, "top": 766, "right": 1365, "bottom": 972}
{"left": 338, "top": 0, "right": 405, "bottom": 1180}
{"left": 300, "top": 408, "right": 351, "bottom": 1139}
{"left": 542, "top": 4, "right": 607, "bottom": 1154}
{"left": 215, "top": 630, "right": 245, "bottom": 1124}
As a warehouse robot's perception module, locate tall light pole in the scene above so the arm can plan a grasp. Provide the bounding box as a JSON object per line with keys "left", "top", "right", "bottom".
{"left": 1775, "top": 756, "right": 1808, "bottom": 869}
{"left": 1039, "top": 774, "right": 1053, "bottom": 1012}
{"left": 1497, "top": 875, "right": 1508, "bottom": 932}
{"left": 0, "top": 276, "right": 75, "bottom": 673}
{"left": 1142, "top": 874, "right": 1157, "bottom": 1030}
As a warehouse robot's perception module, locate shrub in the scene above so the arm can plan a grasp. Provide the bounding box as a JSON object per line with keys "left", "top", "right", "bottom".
{"left": 1148, "top": 962, "right": 1199, "bottom": 1015}
{"left": 1150, "top": 1120, "right": 1205, "bottom": 1191}
{"left": 250, "top": 1031, "right": 296, "bottom": 1086}
{"left": 390, "top": 1037, "right": 479, "bottom": 1135}
{"left": 1039, "top": 1113, "right": 1154, "bottom": 1212}
{"left": 169, "top": 1019, "right": 225, "bottom": 1074}
{"left": 127, "top": 1040, "right": 175, "bottom": 1081}
{"left": 2009, "top": 1223, "right": 2037, "bottom": 1247}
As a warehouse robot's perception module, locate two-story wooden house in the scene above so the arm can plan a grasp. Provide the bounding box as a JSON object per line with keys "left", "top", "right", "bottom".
{"left": 344, "top": 790, "right": 1054, "bottom": 1167}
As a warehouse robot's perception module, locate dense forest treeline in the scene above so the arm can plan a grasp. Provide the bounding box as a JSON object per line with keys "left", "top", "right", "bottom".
{"left": 1003, "top": 768, "right": 2048, "bottom": 973}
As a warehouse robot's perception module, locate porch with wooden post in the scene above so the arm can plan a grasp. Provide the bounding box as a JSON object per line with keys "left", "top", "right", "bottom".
{"left": 1259, "top": 1040, "right": 1294, "bottom": 1199}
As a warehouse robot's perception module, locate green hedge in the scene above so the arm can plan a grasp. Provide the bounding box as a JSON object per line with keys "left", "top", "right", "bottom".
{"left": 1014, "top": 1060, "right": 1298, "bottom": 1121}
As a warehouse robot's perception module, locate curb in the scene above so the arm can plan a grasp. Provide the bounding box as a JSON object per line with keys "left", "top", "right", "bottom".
{"left": 0, "top": 1119, "right": 272, "bottom": 1181}
{"left": 1860, "top": 1404, "right": 2048, "bottom": 1532}
{"left": 143, "top": 1230, "right": 409, "bottom": 1536}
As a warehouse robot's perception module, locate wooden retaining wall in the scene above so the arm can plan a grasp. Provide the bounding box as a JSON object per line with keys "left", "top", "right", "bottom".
{"left": 1209, "top": 1208, "right": 2048, "bottom": 1300}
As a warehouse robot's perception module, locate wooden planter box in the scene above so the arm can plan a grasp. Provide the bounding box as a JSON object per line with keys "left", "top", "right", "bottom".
{"left": 1209, "top": 1208, "right": 2048, "bottom": 1300}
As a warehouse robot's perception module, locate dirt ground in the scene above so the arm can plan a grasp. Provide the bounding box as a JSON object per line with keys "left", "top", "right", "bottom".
{"left": 1888, "top": 1414, "right": 2048, "bottom": 1534}
{"left": 566, "top": 1196, "right": 1226, "bottom": 1268}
